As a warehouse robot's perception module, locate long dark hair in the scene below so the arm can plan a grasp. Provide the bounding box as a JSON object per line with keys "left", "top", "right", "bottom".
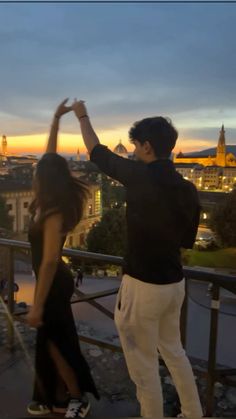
{"left": 29, "top": 153, "right": 88, "bottom": 233}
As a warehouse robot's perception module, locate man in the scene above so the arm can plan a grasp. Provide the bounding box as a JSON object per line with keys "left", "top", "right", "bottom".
{"left": 72, "top": 100, "right": 203, "bottom": 418}
{"left": 76, "top": 269, "right": 83, "bottom": 288}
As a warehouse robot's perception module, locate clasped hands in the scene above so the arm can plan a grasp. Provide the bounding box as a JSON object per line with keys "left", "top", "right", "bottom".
{"left": 54, "top": 98, "right": 88, "bottom": 120}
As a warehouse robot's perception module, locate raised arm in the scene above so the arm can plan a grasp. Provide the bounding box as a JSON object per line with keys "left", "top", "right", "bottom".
{"left": 72, "top": 100, "right": 99, "bottom": 154}
{"left": 46, "top": 98, "right": 72, "bottom": 153}
{"left": 72, "top": 99, "right": 145, "bottom": 186}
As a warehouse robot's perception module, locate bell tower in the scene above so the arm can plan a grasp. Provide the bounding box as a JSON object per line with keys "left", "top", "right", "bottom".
{"left": 216, "top": 125, "right": 226, "bottom": 167}
{"left": 2, "top": 135, "right": 7, "bottom": 155}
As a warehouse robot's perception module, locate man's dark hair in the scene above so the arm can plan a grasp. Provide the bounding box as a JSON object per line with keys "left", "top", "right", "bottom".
{"left": 129, "top": 116, "right": 178, "bottom": 158}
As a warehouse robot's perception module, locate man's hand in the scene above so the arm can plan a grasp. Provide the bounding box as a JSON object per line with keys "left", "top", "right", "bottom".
{"left": 26, "top": 304, "right": 44, "bottom": 328}
{"left": 72, "top": 100, "right": 88, "bottom": 119}
{"left": 54, "top": 98, "right": 72, "bottom": 119}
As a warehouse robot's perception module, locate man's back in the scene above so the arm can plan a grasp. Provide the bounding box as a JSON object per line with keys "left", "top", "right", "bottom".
{"left": 125, "top": 159, "right": 200, "bottom": 283}
{"left": 90, "top": 145, "right": 200, "bottom": 285}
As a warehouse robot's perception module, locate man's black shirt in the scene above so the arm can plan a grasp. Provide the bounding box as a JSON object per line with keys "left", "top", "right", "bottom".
{"left": 90, "top": 144, "right": 200, "bottom": 285}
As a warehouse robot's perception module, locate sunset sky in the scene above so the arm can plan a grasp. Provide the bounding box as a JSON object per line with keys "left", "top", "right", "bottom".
{"left": 0, "top": 2, "right": 236, "bottom": 155}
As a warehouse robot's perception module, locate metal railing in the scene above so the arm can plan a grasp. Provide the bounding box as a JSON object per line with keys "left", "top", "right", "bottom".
{"left": 1, "top": 237, "right": 236, "bottom": 416}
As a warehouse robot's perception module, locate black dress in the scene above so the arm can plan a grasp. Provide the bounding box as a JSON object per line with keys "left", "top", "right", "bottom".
{"left": 28, "top": 217, "right": 99, "bottom": 407}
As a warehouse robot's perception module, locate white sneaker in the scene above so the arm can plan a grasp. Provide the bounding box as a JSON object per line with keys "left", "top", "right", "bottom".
{"left": 65, "top": 397, "right": 90, "bottom": 418}
{"left": 27, "top": 401, "right": 51, "bottom": 415}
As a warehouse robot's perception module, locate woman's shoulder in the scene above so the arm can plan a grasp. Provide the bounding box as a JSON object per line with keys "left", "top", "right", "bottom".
{"left": 41, "top": 210, "right": 64, "bottom": 236}
{"left": 41, "top": 208, "right": 62, "bottom": 221}
{"left": 31, "top": 208, "right": 63, "bottom": 231}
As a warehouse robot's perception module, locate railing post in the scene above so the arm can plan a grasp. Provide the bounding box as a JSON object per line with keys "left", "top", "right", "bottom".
{"left": 205, "top": 282, "right": 220, "bottom": 416}
{"left": 6, "top": 247, "right": 15, "bottom": 350}
{"left": 180, "top": 278, "right": 188, "bottom": 348}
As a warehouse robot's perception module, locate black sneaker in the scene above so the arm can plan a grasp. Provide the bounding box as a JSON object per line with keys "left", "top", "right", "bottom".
{"left": 65, "top": 397, "right": 90, "bottom": 418}
{"left": 27, "top": 401, "right": 51, "bottom": 415}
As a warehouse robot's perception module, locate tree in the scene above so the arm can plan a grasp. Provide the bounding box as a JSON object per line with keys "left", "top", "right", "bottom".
{"left": 0, "top": 195, "right": 13, "bottom": 232}
{"left": 86, "top": 207, "right": 127, "bottom": 256}
{"left": 101, "top": 176, "right": 126, "bottom": 210}
{"left": 210, "top": 189, "right": 236, "bottom": 247}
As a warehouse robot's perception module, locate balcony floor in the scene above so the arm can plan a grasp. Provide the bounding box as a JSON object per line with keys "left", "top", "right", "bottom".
{"left": 0, "top": 347, "right": 139, "bottom": 419}
{"left": 1, "top": 274, "right": 236, "bottom": 418}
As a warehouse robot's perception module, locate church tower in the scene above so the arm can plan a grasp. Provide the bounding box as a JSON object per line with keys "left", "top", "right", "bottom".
{"left": 216, "top": 125, "right": 226, "bottom": 167}
{"left": 2, "top": 135, "right": 7, "bottom": 155}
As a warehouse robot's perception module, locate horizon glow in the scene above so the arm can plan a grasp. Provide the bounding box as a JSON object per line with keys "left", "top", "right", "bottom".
{"left": 2, "top": 130, "right": 219, "bottom": 156}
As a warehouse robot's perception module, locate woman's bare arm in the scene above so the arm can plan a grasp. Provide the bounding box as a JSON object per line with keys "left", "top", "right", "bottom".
{"left": 46, "top": 98, "right": 72, "bottom": 153}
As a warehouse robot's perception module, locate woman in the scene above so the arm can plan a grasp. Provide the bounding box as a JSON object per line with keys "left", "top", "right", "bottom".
{"left": 26, "top": 99, "right": 99, "bottom": 418}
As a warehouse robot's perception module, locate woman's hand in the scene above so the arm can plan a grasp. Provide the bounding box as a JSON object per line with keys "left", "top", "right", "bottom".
{"left": 54, "top": 98, "right": 72, "bottom": 119}
{"left": 72, "top": 100, "right": 88, "bottom": 120}
{"left": 26, "top": 304, "right": 44, "bottom": 328}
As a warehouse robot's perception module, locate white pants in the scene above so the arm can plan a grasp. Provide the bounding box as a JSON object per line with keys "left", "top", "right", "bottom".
{"left": 114, "top": 274, "right": 203, "bottom": 418}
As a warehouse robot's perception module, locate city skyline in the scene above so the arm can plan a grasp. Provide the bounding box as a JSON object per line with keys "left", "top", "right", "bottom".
{"left": 0, "top": 3, "right": 236, "bottom": 154}
{"left": 2, "top": 124, "right": 236, "bottom": 156}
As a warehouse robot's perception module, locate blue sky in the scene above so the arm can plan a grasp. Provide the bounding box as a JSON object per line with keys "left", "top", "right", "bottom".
{"left": 0, "top": 2, "right": 236, "bottom": 152}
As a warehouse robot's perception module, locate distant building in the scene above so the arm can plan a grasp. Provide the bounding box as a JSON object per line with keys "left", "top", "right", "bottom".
{"left": 1, "top": 135, "right": 7, "bottom": 155}
{"left": 221, "top": 167, "right": 236, "bottom": 192}
{"left": 174, "top": 163, "right": 236, "bottom": 191}
{"left": 7, "top": 155, "right": 38, "bottom": 165}
{"left": 10, "top": 164, "right": 34, "bottom": 181}
{"left": 174, "top": 163, "right": 203, "bottom": 189}
{"left": 0, "top": 181, "right": 33, "bottom": 233}
{"left": 0, "top": 174, "right": 102, "bottom": 244}
{"left": 113, "top": 140, "right": 128, "bottom": 158}
{"left": 0, "top": 135, "right": 38, "bottom": 167}
{"left": 174, "top": 125, "right": 236, "bottom": 191}
{"left": 65, "top": 182, "right": 102, "bottom": 248}
{"left": 202, "top": 166, "right": 222, "bottom": 190}
{"left": 174, "top": 125, "right": 236, "bottom": 167}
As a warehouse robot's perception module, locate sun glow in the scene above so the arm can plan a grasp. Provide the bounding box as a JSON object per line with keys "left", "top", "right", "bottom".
{"left": 4, "top": 127, "right": 134, "bottom": 155}
{"left": 4, "top": 129, "right": 214, "bottom": 156}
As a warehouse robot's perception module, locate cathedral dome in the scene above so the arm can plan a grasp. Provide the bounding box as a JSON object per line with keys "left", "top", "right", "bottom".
{"left": 113, "top": 140, "right": 128, "bottom": 157}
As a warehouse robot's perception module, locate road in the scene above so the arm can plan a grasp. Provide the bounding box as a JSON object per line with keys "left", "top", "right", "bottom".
{"left": 197, "top": 226, "right": 215, "bottom": 241}
{"left": 9, "top": 273, "right": 236, "bottom": 368}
